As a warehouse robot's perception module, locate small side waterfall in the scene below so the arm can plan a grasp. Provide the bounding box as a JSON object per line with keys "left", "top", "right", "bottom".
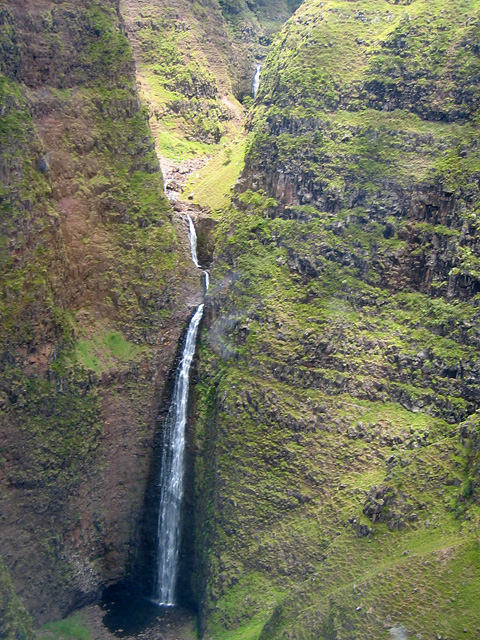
{"left": 252, "top": 64, "right": 261, "bottom": 97}
{"left": 154, "top": 214, "right": 209, "bottom": 606}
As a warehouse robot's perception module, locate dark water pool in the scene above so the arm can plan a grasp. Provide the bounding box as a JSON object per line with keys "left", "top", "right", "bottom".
{"left": 100, "top": 583, "right": 185, "bottom": 637}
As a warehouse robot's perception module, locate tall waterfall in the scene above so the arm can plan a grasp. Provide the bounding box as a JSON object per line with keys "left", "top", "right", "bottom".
{"left": 252, "top": 64, "right": 261, "bottom": 97}
{"left": 154, "top": 214, "right": 208, "bottom": 606}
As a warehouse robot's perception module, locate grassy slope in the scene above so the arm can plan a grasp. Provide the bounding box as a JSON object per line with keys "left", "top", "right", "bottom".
{"left": 183, "top": 136, "right": 247, "bottom": 211}
{"left": 120, "top": 0, "right": 300, "bottom": 165}
{"left": 120, "top": 0, "right": 243, "bottom": 162}
{"left": 192, "top": 1, "right": 480, "bottom": 638}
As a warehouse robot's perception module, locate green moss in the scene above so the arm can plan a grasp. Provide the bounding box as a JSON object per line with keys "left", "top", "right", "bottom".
{"left": 132, "top": 14, "right": 237, "bottom": 157}
{"left": 65, "top": 329, "right": 146, "bottom": 373}
{"left": 0, "top": 556, "right": 34, "bottom": 640}
{"left": 37, "top": 613, "right": 92, "bottom": 640}
{"left": 0, "top": 0, "right": 195, "bottom": 629}
{"left": 84, "top": 3, "right": 131, "bottom": 73}
{"left": 195, "top": 320, "right": 480, "bottom": 635}
{"left": 3, "top": 366, "right": 102, "bottom": 492}
{"left": 0, "top": 75, "right": 57, "bottom": 341}
{"left": 193, "top": 3, "right": 480, "bottom": 630}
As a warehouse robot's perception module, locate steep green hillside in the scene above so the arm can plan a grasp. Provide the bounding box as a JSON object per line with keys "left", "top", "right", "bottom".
{"left": 0, "top": 0, "right": 197, "bottom": 627}
{"left": 193, "top": 1, "right": 480, "bottom": 638}
{"left": 0, "top": 558, "right": 33, "bottom": 640}
{"left": 120, "top": 0, "right": 299, "bottom": 162}
{"left": 2, "top": 0, "right": 480, "bottom": 637}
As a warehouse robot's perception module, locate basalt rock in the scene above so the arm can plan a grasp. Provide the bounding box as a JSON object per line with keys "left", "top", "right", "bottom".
{"left": 362, "top": 486, "right": 418, "bottom": 531}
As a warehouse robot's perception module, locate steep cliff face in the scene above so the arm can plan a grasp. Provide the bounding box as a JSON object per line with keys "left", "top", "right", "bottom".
{"left": 0, "top": 559, "right": 33, "bottom": 640}
{"left": 193, "top": 1, "right": 480, "bottom": 638}
{"left": 0, "top": 0, "right": 199, "bottom": 628}
{"left": 241, "top": 0, "right": 480, "bottom": 299}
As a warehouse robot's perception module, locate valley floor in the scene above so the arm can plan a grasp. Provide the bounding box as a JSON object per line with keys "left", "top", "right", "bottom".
{"left": 37, "top": 605, "right": 197, "bottom": 640}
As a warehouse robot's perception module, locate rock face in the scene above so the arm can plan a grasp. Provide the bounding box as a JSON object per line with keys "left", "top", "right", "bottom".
{"left": 191, "top": 1, "right": 480, "bottom": 638}
{"left": 0, "top": 0, "right": 199, "bottom": 627}
{"left": 239, "top": 0, "right": 480, "bottom": 301}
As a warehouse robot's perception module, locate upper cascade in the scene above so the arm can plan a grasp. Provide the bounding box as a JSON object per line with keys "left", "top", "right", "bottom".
{"left": 252, "top": 64, "right": 262, "bottom": 98}
{"left": 187, "top": 214, "right": 200, "bottom": 269}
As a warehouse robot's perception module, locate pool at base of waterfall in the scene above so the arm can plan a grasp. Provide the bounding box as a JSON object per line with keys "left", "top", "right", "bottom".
{"left": 100, "top": 583, "right": 196, "bottom": 638}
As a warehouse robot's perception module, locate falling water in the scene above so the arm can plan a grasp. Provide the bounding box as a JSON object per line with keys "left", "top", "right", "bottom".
{"left": 154, "top": 214, "right": 209, "bottom": 606}
{"left": 252, "top": 64, "right": 261, "bottom": 97}
{"left": 187, "top": 214, "right": 200, "bottom": 268}
{"left": 154, "top": 304, "right": 204, "bottom": 605}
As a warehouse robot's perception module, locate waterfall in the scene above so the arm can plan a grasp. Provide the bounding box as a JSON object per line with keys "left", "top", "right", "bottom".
{"left": 154, "top": 214, "right": 209, "bottom": 606}
{"left": 187, "top": 214, "right": 200, "bottom": 268}
{"left": 252, "top": 64, "right": 261, "bottom": 98}
{"left": 154, "top": 304, "right": 204, "bottom": 605}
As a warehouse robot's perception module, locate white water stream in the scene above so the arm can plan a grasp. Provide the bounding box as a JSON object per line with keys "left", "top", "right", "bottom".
{"left": 252, "top": 64, "right": 261, "bottom": 97}
{"left": 187, "top": 215, "right": 200, "bottom": 268}
{"left": 154, "top": 214, "right": 209, "bottom": 606}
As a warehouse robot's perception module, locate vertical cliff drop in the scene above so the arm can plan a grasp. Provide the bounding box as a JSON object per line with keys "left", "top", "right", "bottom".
{"left": 155, "top": 305, "right": 204, "bottom": 605}
{"left": 155, "top": 215, "right": 209, "bottom": 605}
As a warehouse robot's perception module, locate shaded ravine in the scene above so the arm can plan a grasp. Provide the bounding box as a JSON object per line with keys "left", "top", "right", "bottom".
{"left": 154, "top": 215, "right": 209, "bottom": 606}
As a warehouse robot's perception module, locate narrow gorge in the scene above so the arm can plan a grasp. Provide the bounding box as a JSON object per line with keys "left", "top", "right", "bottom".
{"left": 1, "top": 1, "right": 480, "bottom": 640}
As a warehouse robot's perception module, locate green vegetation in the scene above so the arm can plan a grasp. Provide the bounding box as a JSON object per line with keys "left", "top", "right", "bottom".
{"left": 37, "top": 614, "right": 92, "bottom": 640}
{"left": 0, "top": 556, "right": 34, "bottom": 640}
{"left": 122, "top": 0, "right": 301, "bottom": 163}
{"left": 2, "top": 365, "right": 102, "bottom": 492}
{"left": 218, "top": 0, "right": 302, "bottom": 42}
{"left": 60, "top": 327, "right": 146, "bottom": 373}
{"left": 0, "top": 0, "right": 194, "bottom": 627}
{"left": 193, "top": 195, "right": 480, "bottom": 637}
{"left": 84, "top": 3, "right": 131, "bottom": 77}
{"left": 0, "top": 75, "right": 56, "bottom": 340}
{"left": 192, "top": 1, "right": 480, "bottom": 638}
{"left": 2, "top": 0, "right": 480, "bottom": 637}
{"left": 128, "top": 2, "right": 243, "bottom": 159}
{"left": 183, "top": 138, "right": 247, "bottom": 211}
{"left": 0, "top": 2, "right": 185, "bottom": 347}
{"left": 248, "top": 0, "right": 480, "bottom": 223}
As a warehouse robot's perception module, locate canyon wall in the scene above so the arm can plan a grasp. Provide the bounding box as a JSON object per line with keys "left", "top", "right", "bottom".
{"left": 120, "top": 0, "right": 300, "bottom": 167}
{"left": 193, "top": 1, "right": 480, "bottom": 638}
{"left": 0, "top": 0, "right": 199, "bottom": 629}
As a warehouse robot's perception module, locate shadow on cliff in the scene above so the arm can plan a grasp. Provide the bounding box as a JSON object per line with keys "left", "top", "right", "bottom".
{"left": 99, "top": 311, "right": 201, "bottom": 634}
